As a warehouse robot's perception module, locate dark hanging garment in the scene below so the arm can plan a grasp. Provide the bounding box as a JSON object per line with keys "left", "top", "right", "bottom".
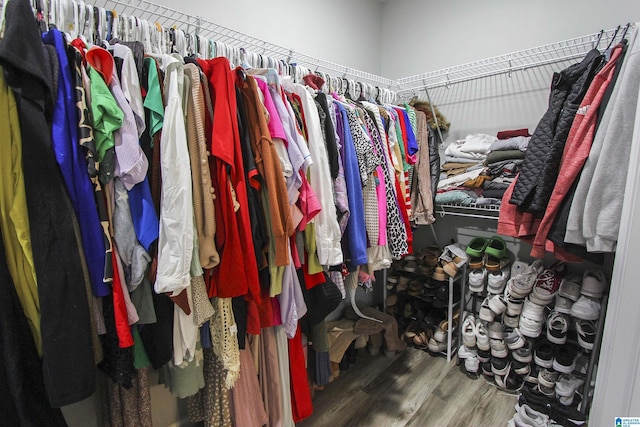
{"left": 0, "top": 229, "right": 68, "bottom": 427}
{"left": 0, "top": 0, "right": 95, "bottom": 408}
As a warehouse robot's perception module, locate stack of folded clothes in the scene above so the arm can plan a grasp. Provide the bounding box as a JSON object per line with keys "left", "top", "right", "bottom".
{"left": 436, "top": 129, "right": 530, "bottom": 207}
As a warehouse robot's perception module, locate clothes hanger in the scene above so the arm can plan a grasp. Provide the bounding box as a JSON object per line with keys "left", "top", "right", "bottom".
{"left": 605, "top": 25, "right": 621, "bottom": 50}
{"left": 620, "top": 22, "right": 631, "bottom": 41}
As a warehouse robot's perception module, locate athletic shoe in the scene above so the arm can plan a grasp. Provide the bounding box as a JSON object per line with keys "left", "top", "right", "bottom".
{"left": 553, "top": 346, "right": 577, "bottom": 374}
{"left": 513, "top": 404, "right": 550, "bottom": 427}
{"left": 468, "top": 268, "right": 487, "bottom": 293}
{"left": 508, "top": 260, "right": 544, "bottom": 298}
{"left": 506, "top": 295, "right": 525, "bottom": 316}
{"left": 477, "top": 348, "right": 491, "bottom": 363}
{"left": 555, "top": 374, "right": 585, "bottom": 405}
{"left": 462, "top": 314, "right": 477, "bottom": 348}
{"left": 491, "top": 357, "right": 509, "bottom": 376}
{"left": 427, "top": 337, "right": 447, "bottom": 352}
{"left": 519, "top": 385, "right": 587, "bottom": 426}
{"left": 581, "top": 270, "right": 607, "bottom": 298}
{"left": 554, "top": 293, "right": 574, "bottom": 314}
{"left": 570, "top": 295, "right": 601, "bottom": 320}
{"left": 521, "top": 298, "right": 546, "bottom": 322}
{"left": 534, "top": 340, "right": 554, "bottom": 368}
{"left": 481, "top": 361, "right": 493, "bottom": 377}
{"left": 486, "top": 322, "right": 504, "bottom": 339}
{"left": 490, "top": 338, "right": 508, "bottom": 358}
{"left": 537, "top": 382, "right": 556, "bottom": 397}
{"left": 538, "top": 368, "right": 560, "bottom": 389}
{"left": 546, "top": 311, "right": 569, "bottom": 344}
{"left": 504, "top": 312, "right": 520, "bottom": 328}
{"left": 529, "top": 266, "right": 563, "bottom": 306}
{"left": 558, "top": 275, "right": 582, "bottom": 301}
{"left": 513, "top": 339, "right": 533, "bottom": 363}
{"left": 512, "top": 360, "right": 531, "bottom": 376}
{"left": 488, "top": 294, "right": 507, "bottom": 315}
{"left": 479, "top": 297, "right": 495, "bottom": 322}
{"left": 458, "top": 345, "right": 477, "bottom": 359}
{"left": 465, "top": 355, "right": 479, "bottom": 373}
{"left": 523, "top": 365, "right": 539, "bottom": 385}
{"left": 487, "top": 268, "right": 509, "bottom": 294}
{"left": 575, "top": 319, "right": 596, "bottom": 350}
{"left": 476, "top": 320, "right": 490, "bottom": 351}
{"left": 505, "top": 327, "right": 526, "bottom": 350}
{"left": 519, "top": 314, "right": 543, "bottom": 338}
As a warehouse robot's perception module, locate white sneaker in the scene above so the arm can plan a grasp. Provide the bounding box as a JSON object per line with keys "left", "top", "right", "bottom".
{"left": 465, "top": 355, "right": 480, "bottom": 373}
{"left": 487, "top": 269, "right": 509, "bottom": 294}
{"left": 490, "top": 338, "right": 508, "bottom": 358}
{"left": 476, "top": 320, "right": 490, "bottom": 351}
{"left": 462, "top": 314, "right": 477, "bottom": 348}
{"left": 479, "top": 297, "right": 495, "bottom": 322}
{"left": 558, "top": 275, "right": 582, "bottom": 301}
{"left": 458, "top": 344, "right": 478, "bottom": 359}
{"left": 554, "top": 294, "right": 573, "bottom": 314}
{"left": 468, "top": 268, "right": 487, "bottom": 293}
{"left": 508, "top": 260, "right": 544, "bottom": 298}
{"left": 581, "top": 270, "right": 607, "bottom": 298}
{"left": 504, "top": 312, "right": 520, "bottom": 328}
{"left": 513, "top": 403, "right": 550, "bottom": 427}
{"left": 505, "top": 327, "right": 526, "bottom": 350}
{"left": 546, "top": 311, "right": 569, "bottom": 344}
{"left": 521, "top": 298, "right": 546, "bottom": 322}
{"left": 570, "top": 295, "right": 601, "bottom": 320}
{"left": 488, "top": 294, "right": 507, "bottom": 315}
{"left": 555, "top": 374, "right": 585, "bottom": 397}
{"left": 519, "top": 315, "right": 543, "bottom": 338}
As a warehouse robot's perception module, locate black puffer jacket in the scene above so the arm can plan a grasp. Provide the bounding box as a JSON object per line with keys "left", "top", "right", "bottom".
{"left": 509, "top": 49, "right": 603, "bottom": 214}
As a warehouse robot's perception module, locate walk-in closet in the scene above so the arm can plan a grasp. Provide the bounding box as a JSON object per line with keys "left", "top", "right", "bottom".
{"left": 0, "top": 0, "right": 638, "bottom": 426}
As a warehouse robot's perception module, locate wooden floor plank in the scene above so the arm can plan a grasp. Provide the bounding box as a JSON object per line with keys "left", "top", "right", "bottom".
{"left": 298, "top": 348, "right": 517, "bottom": 427}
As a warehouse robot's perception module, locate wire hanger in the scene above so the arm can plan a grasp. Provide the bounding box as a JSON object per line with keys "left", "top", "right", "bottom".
{"left": 606, "top": 25, "right": 621, "bottom": 50}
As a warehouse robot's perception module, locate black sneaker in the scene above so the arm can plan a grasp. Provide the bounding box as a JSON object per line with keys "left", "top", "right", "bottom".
{"left": 477, "top": 348, "right": 491, "bottom": 363}
{"left": 512, "top": 360, "right": 531, "bottom": 376}
{"left": 520, "top": 385, "right": 587, "bottom": 426}
{"left": 534, "top": 339, "right": 554, "bottom": 368}
{"left": 491, "top": 356, "right": 509, "bottom": 376}
{"left": 482, "top": 361, "right": 494, "bottom": 377}
{"left": 523, "top": 364, "right": 539, "bottom": 385}
{"left": 553, "top": 345, "right": 578, "bottom": 374}
{"left": 513, "top": 339, "right": 533, "bottom": 363}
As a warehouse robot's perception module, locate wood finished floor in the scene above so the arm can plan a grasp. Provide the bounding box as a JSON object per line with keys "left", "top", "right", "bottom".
{"left": 298, "top": 348, "right": 517, "bottom": 427}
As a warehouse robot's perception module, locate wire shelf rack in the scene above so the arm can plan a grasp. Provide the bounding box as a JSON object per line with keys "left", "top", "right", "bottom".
{"left": 397, "top": 26, "right": 628, "bottom": 94}
{"left": 435, "top": 203, "right": 501, "bottom": 220}
{"left": 89, "top": 0, "right": 398, "bottom": 89}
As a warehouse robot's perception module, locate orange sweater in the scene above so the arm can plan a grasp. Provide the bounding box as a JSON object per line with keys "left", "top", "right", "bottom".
{"left": 241, "top": 75, "right": 293, "bottom": 267}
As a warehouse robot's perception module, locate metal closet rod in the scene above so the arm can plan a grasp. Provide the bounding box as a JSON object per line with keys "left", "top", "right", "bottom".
{"left": 397, "top": 26, "right": 628, "bottom": 94}
{"left": 91, "top": 0, "right": 398, "bottom": 89}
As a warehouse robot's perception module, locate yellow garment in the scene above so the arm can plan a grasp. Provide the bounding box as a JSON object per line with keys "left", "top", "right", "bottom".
{"left": 304, "top": 222, "right": 323, "bottom": 275}
{"left": 463, "top": 175, "right": 492, "bottom": 188}
{"left": 0, "top": 69, "right": 42, "bottom": 354}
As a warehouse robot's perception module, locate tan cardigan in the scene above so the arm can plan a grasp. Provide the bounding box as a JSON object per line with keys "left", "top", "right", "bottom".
{"left": 184, "top": 63, "right": 220, "bottom": 269}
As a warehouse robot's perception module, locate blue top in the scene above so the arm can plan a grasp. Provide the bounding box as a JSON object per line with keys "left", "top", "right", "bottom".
{"left": 128, "top": 176, "right": 159, "bottom": 251}
{"left": 401, "top": 109, "right": 419, "bottom": 156}
{"left": 335, "top": 103, "right": 368, "bottom": 266}
{"left": 43, "top": 29, "right": 109, "bottom": 296}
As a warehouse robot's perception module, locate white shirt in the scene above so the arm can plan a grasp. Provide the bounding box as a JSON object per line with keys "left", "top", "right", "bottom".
{"left": 282, "top": 77, "right": 343, "bottom": 266}
{"left": 155, "top": 54, "right": 194, "bottom": 296}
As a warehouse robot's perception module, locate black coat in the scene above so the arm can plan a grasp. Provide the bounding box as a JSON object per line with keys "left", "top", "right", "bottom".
{"left": 509, "top": 49, "right": 603, "bottom": 214}
{"left": 0, "top": 0, "right": 95, "bottom": 408}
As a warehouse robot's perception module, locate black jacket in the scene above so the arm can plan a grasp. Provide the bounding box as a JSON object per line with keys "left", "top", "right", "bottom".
{"left": 427, "top": 124, "right": 441, "bottom": 203}
{"left": 509, "top": 49, "right": 603, "bottom": 214}
{"left": 0, "top": 0, "right": 95, "bottom": 408}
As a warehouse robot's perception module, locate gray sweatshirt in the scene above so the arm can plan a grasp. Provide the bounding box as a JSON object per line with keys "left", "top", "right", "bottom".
{"left": 565, "top": 24, "right": 640, "bottom": 252}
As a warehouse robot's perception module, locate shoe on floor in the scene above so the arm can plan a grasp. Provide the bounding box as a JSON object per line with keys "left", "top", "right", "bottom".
{"left": 458, "top": 344, "right": 477, "bottom": 359}
{"left": 465, "top": 355, "right": 480, "bottom": 373}
{"left": 513, "top": 403, "right": 550, "bottom": 427}
{"left": 581, "top": 270, "right": 607, "bottom": 298}
{"left": 427, "top": 337, "right": 447, "bottom": 353}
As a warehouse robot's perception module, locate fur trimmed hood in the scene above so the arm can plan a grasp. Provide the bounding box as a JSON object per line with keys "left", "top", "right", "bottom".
{"left": 411, "top": 100, "right": 450, "bottom": 132}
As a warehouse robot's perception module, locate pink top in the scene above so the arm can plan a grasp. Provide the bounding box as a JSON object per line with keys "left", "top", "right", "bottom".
{"left": 375, "top": 166, "right": 388, "bottom": 246}
{"left": 256, "top": 79, "right": 287, "bottom": 142}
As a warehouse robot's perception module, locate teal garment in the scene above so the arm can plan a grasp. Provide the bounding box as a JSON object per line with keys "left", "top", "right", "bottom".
{"left": 159, "top": 341, "right": 205, "bottom": 399}
{"left": 435, "top": 190, "right": 478, "bottom": 206}
{"left": 144, "top": 57, "right": 164, "bottom": 137}
{"left": 133, "top": 326, "right": 152, "bottom": 369}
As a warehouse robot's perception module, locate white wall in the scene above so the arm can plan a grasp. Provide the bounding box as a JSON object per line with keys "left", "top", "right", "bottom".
{"left": 381, "top": 0, "right": 640, "bottom": 78}
{"left": 149, "top": 0, "right": 384, "bottom": 74}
